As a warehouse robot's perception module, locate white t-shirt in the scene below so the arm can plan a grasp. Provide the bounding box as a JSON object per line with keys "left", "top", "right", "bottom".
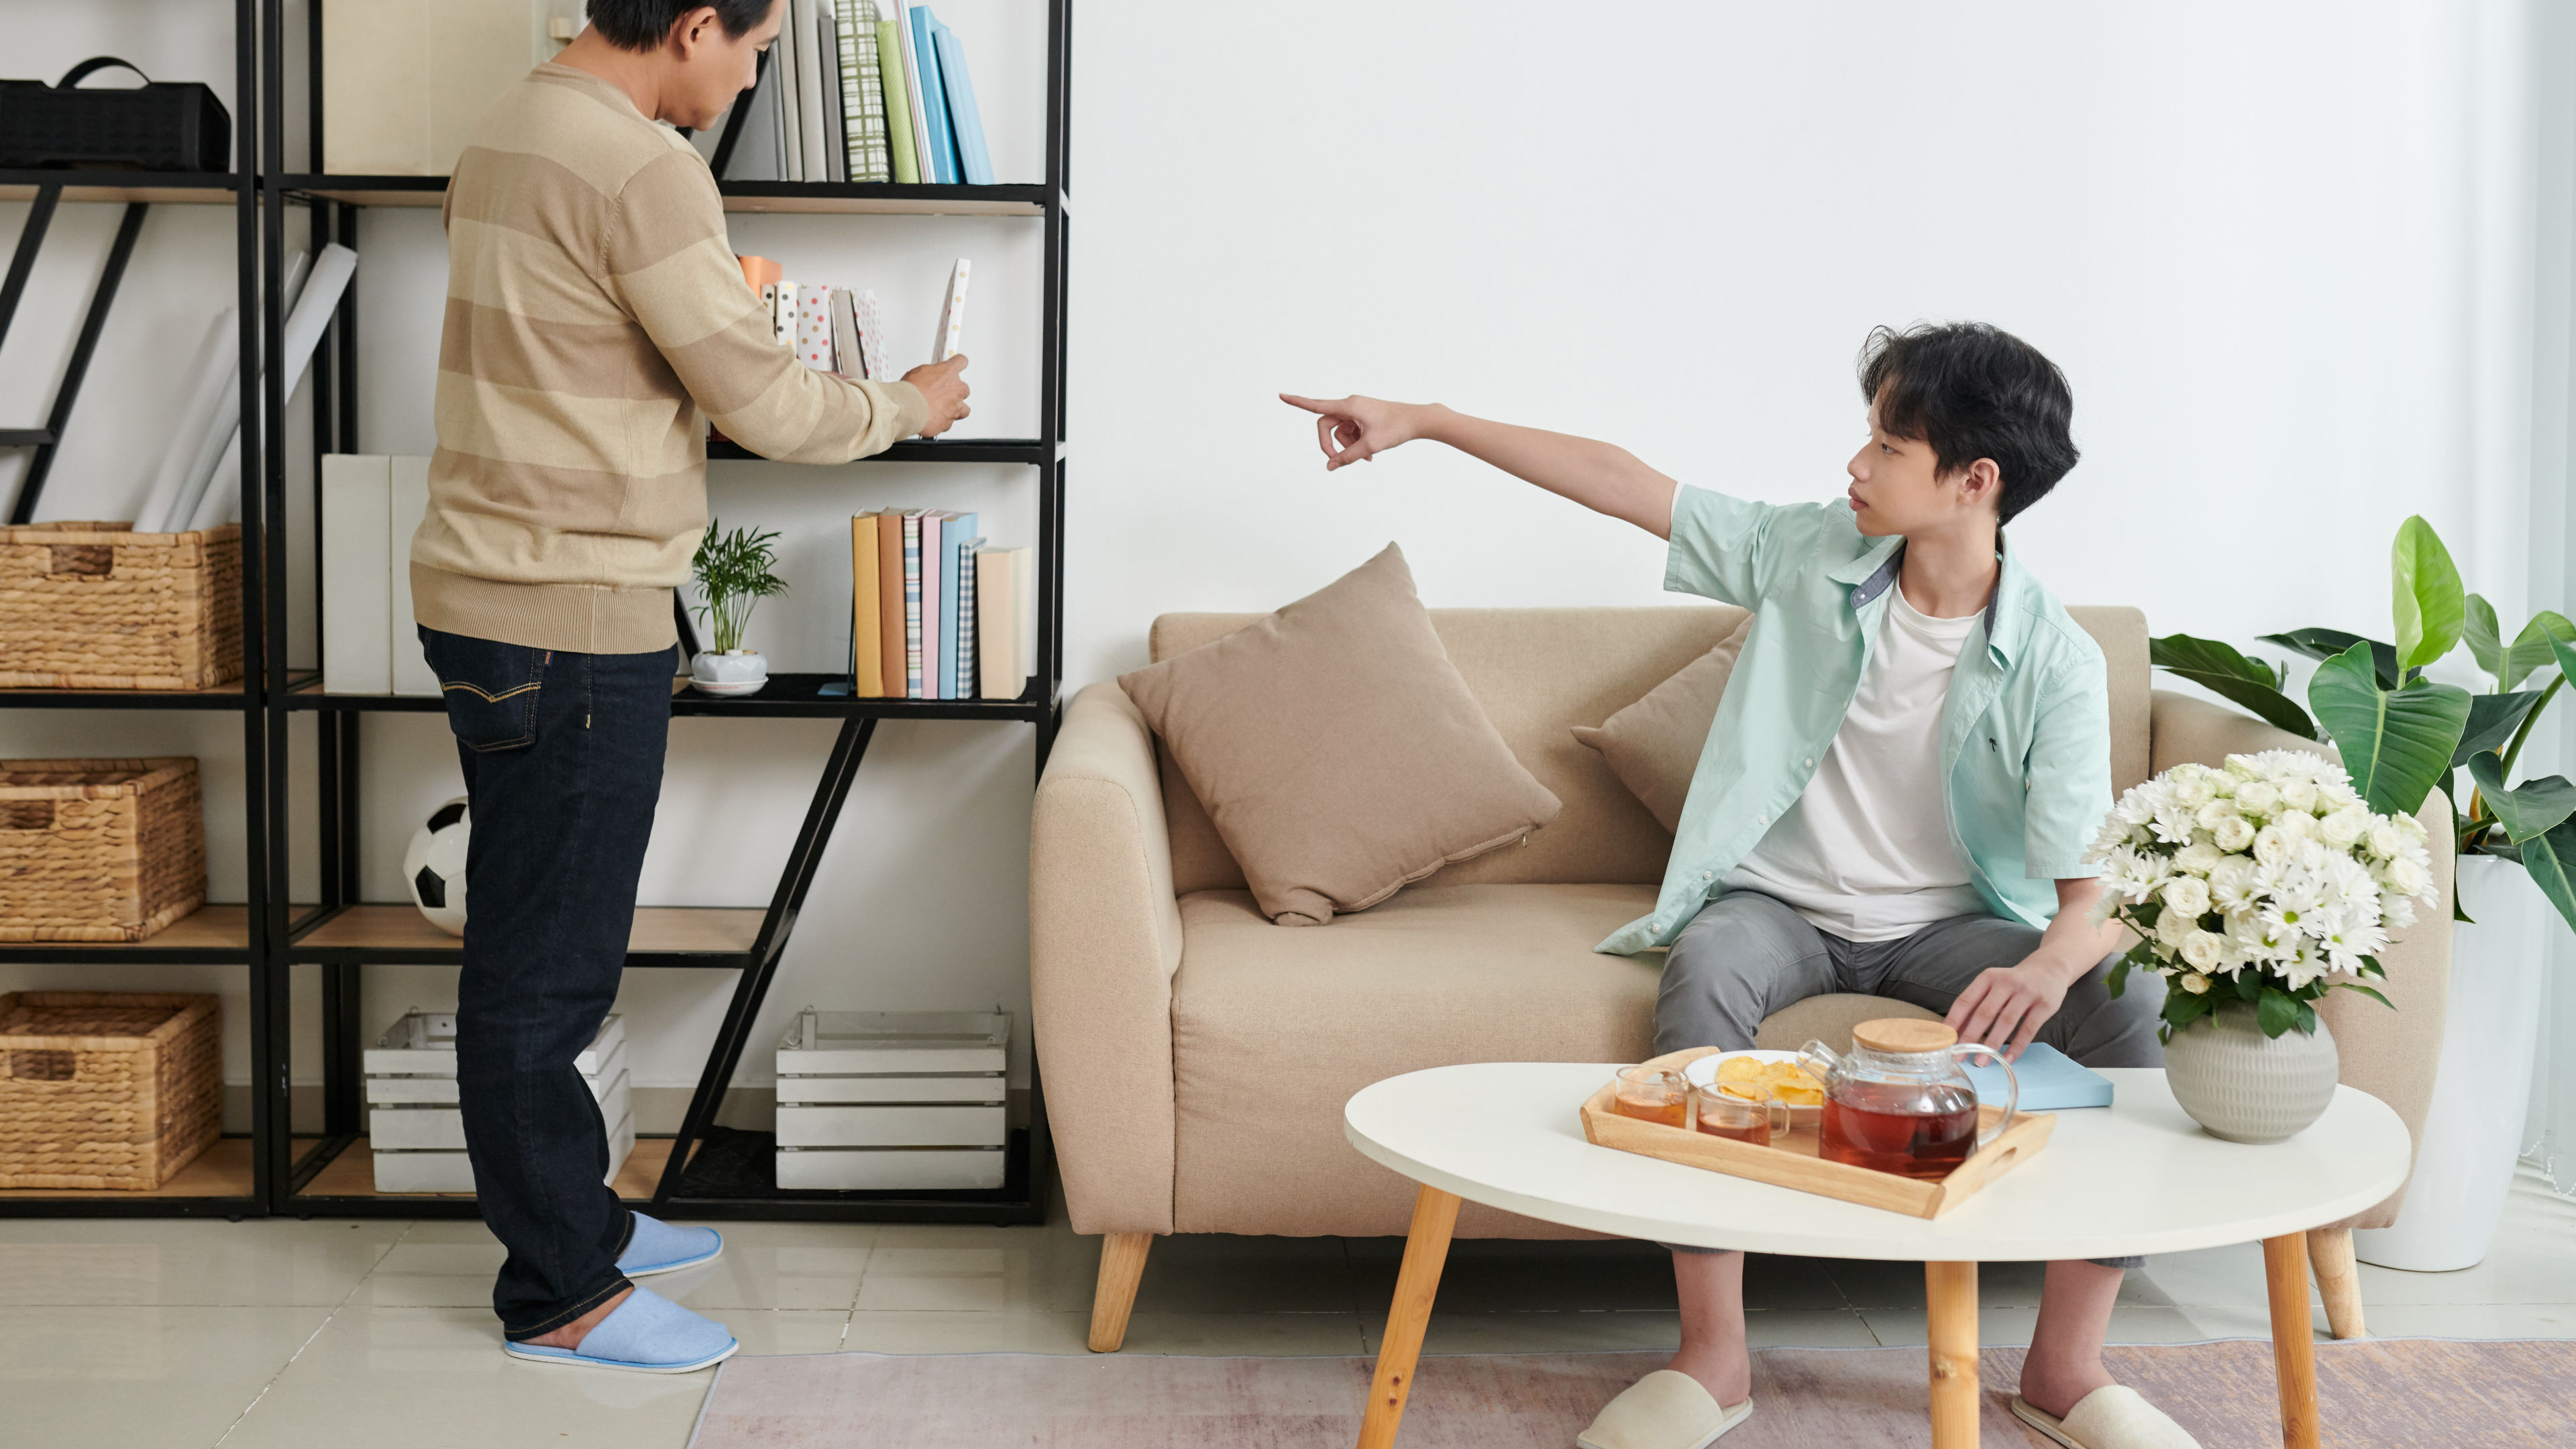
{"left": 1720, "top": 583, "right": 1987, "bottom": 941}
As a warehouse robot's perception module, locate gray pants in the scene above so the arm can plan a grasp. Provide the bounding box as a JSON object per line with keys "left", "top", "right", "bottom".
{"left": 1656, "top": 889, "right": 2166, "bottom": 1269}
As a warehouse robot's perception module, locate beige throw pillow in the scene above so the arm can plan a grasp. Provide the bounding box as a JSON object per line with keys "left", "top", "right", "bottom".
{"left": 1570, "top": 612, "right": 1754, "bottom": 834}
{"left": 1117, "top": 543, "right": 1562, "bottom": 926}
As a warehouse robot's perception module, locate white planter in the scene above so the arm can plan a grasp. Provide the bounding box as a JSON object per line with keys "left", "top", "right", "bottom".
{"left": 2162, "top": 1000, "right": 2341, "bottom": 1143}
{"left": 690, "top": 647, "right": 768, "bottom": 696}
{"left": 2353, "top": 853, "right": 2549, "bottom": 1272}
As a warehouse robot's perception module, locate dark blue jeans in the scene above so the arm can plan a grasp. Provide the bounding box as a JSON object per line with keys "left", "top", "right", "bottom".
{"left": 420, "top": 625, "right": 671, "bottom": 1341}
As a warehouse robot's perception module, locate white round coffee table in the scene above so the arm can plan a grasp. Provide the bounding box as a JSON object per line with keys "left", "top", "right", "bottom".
{"left": 1342, "top": 1063, "right": 2410, "bottom": 1449}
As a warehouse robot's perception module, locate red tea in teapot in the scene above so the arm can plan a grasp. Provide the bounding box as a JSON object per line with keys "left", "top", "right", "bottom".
{"left": 1819, "top": 1081, "right": 1979, "bottom": 1180}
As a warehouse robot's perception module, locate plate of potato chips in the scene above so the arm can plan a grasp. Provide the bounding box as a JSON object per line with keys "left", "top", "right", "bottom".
{"left": 1682, "top": 1049, "right": 1827, "bottom": 1120}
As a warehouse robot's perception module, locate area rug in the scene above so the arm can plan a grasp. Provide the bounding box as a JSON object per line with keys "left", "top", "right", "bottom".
{"left": 688, "top": 1338, "right": 2576, "bottom": 1448}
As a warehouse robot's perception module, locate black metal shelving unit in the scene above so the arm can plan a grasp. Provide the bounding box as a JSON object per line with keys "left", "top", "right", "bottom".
{"left": 3, "top": 1, "right": 1065, "bottom": 1224}
{"left": 0, "top": 7, "right": 272, "bottom": 1222}
{"left": 258, "top": 0, "right": 1068, "bottom": 1224}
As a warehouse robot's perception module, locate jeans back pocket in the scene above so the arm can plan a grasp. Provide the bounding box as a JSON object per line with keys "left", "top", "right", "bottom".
{"left": 419, "top": 627, "right": 547, "bottom": 753}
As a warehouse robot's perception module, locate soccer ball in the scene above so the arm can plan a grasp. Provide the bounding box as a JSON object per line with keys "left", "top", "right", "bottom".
{"left": 403, "top": 797, "right": 470, "bottom": 936}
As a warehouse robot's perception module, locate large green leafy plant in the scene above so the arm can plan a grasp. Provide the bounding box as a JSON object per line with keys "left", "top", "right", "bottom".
{"left": 2146, "top": 516, "right": 2576, "bottom": 932}
{"left": 690, "top": 519, "right": 788, "bottom": 655}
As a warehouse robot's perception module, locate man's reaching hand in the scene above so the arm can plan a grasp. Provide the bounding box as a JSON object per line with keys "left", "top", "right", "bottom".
{"left": 904, "top": 354, "right": 972, "bottom": 437}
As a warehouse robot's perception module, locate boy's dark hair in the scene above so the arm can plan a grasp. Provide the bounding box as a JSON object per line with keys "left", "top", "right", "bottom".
{"left": 1858, "top": 321, "right": 2078, "bottom": 525}
{"left": 586, "top": 0, "right": 775, "bottom": 51}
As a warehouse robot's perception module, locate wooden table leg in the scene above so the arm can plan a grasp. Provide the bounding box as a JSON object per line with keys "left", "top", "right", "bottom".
{"left": 1356, "top": 1185, "right": 1461, "bottom": 1449}
{"left": 1925, "top": 1260, "right": 1980, "bottom": 1449}
{"left": 2263, "top": 1233, "right": 2321, "bottom": 1449}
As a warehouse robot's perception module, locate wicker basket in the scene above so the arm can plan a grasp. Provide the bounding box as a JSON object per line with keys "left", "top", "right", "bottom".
{"left": 0, "top": 759, "right": 207, "bottom": 942}
{"left": 0, "top": 991, "right": 222, "bottom": 1189}
{"left": 0, "top": 521, "right": 242, "bottom": 689}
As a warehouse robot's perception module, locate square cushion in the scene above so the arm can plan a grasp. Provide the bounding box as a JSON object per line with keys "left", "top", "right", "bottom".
{"left": 1118, "top": 544, "right": 1562, "bottom": 925}
{"left": 1570, "top": 612, "right": 1755, "bottom": 834}
{"left": 1169, "top": 881, "right": 1661, "bottom": 1236}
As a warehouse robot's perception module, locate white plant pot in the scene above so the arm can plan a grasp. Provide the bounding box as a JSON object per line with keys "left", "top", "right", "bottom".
{"left": 690, "top": 648, "right": 768, "bottom": 696}
{"left": 2162, "top": 998, "right": 2341, "bottom": 1144}
{"left": 2353, "top": 853, "right": 2548, "bottom": 1272}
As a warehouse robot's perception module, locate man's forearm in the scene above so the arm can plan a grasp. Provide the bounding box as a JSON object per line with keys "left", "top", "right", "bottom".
{"left": 2035, "top": 877, "right": 2131, "bottom": 983}
{"left": 1416, "top": 405, "right": 1678, "bottom": 538}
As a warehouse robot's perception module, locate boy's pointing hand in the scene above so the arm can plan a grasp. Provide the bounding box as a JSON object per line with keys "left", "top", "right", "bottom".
{"left": 1281, "top": 392, "right": 1428, "bottom": 471}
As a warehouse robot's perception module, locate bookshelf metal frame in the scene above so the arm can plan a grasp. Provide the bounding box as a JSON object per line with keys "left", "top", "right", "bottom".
{"left": 0, "top": 0, "right": 1065, "bottom": 1225}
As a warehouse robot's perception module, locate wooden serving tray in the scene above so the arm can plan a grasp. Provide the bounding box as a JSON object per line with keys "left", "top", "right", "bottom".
{"left": 1579, "top": 1046, "right": 2055, "bottom": 1220}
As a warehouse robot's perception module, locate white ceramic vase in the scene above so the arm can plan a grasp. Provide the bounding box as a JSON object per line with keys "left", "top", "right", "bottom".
{"left": 690, "top": 647, "right": 769, "bottom": 696}
{"left": 2354, "top": 853, "right": 2548, "bottom": 1272}
{"left": 2162, "top": 1000, "right": 2341, "bottom": 1144}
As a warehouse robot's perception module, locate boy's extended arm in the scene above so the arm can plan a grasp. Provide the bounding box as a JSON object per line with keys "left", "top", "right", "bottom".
{"left": 1280, "top": 394, "right": 1678, "bottom": 538}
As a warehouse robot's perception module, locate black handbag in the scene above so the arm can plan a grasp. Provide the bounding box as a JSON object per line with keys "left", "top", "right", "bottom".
{"left": 0, "top": 58, "right": 229, "bottom": 172}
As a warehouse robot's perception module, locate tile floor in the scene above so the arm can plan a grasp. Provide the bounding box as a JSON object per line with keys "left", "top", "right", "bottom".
{"left": 3, "top": 1168, "right": 2569, "bottom": 1448}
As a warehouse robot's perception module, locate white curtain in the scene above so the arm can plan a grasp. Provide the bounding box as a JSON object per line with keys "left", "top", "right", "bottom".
{"left": 2520, "top": 0, "right": 2576, "bottom": 1195}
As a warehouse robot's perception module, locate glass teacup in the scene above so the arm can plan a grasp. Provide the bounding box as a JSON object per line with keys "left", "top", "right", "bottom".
{"left": 1610, "top": 1065, "right": 1687, "bottom": 1128}
{"left": 1692, "top": 1081, "right": 1792, "bottom": 1147}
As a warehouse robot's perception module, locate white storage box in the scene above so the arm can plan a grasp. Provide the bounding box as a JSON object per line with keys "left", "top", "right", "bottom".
{"left": 364, "top": 1012, "right": 633, "bottom": 1192}
{"left": 774, "top": 1009, "right": 1009, "bottom": 1190}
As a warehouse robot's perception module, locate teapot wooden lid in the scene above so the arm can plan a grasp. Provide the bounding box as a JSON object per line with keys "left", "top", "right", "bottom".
{"left": 1853, "top": 1018, "right": 1957, "bottom": 1053}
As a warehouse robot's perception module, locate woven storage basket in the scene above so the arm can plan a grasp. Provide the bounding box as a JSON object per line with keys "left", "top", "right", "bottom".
{"left": 0, "top": 521, "right": 241, "bottom": 688}
{"left": 0, "top": 758, "right": 207, "bottom": 941}
{"left": 0, "top": 991, "right": 221, "bottom": 1189}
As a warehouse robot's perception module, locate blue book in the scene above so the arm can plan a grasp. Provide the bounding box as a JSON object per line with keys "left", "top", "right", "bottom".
{"left": 1962, "top": 1042, "right": 2114, "bottom": 1111}
{"left": 932, "top": 20, "right": 992, "bottom": 185}
{"left": 909, "top": 7, "right": 959, "bottom": 184}
{"left": 937, "top": 510, "right": 976, "bottom": 697}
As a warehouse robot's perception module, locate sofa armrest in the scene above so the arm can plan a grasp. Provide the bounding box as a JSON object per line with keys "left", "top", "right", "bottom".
{"left": 1032, "top": 682, "right": 1185, "bottom": 1236}
{"left": 2147, "top": 689, "right": 2454, "bottom": 1229}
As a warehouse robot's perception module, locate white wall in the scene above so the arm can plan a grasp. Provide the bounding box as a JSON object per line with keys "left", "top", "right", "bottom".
{"left": 1, "top": 2, "right": 2552, "bottom": 1110}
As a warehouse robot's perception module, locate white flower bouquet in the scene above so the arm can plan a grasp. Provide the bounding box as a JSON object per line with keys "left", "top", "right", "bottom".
{"left": 2086, "top": 750, "right": 2440, "bottom": 1040}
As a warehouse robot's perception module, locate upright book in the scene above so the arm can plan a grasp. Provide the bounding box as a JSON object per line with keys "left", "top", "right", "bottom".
{"left": 875, "top": 509, "right": 906, "bottom": 697}
{"left": 901, "top": 511, "right": 925, "bottom": 698}
{"left": 792, "top": 0, "right": 830, "bottom": 182}
{"left": 836, "top": 0, "right": 891, "bottom": 182}
{"left": 931, "top": 17, "right": 993, "bottom": 185}
{"left": 918, "top": 511, "right": 945, "bottom": 698}
{"left": 887, "top": 1, "right": 937, "bottom": 185}
{"left": 774, "top": 1, "right": 804, "bottom": 180}
{"left": 816, "top": 2, "right": 847, "bottom": 183}
{"left": 876, "top": 14, "right": 920, "bottom": 183}
{"left": 908, "top": 5, "right": 960, "bottom": 184}
{"left": 847, "top": 513, "right": 883, "bottom": 696}
{"left": 933, "top": 258, "right": 971, "bottom": 362}
{"left": 936, "top": 510, "right": 977, "bottom": 698}
{"left": 977, "top": 544, "right": 1032, "bottom": 700}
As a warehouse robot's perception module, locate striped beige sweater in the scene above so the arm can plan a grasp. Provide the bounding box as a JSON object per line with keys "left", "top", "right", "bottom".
{"left": 411, "top": 63, "right": 928, "bottom": 655}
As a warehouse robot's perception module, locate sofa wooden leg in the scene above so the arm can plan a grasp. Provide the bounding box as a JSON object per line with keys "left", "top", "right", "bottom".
{"left": 1087, "top": 1232, "right": 1153, "bottom": 1352}
{"left": 2307, "top": 1226, "right": 2365, "bottom": 1340}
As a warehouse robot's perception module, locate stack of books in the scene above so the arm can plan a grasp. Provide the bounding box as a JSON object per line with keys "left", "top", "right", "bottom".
{"left": 737, "top": 0, "right": 993, "bottom": 186}
{"left": 845, "top": 511, "right": 1033, "bottom": 700}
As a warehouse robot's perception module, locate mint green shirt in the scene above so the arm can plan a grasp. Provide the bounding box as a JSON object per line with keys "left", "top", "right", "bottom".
{"left": 1596, "top": 485, "right": 2113, "bottom": 957}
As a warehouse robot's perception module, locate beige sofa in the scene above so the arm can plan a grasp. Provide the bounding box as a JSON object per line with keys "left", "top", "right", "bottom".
{"left": 1032, "top": 604, "right": 2453, "bottom": 1351}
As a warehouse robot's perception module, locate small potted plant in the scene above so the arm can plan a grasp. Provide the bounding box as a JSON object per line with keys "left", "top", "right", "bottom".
{"left": 690, "top": 519, "right": 788, "bottom": 696}
{"left": 2088, "top": 751, "right": 2439, "bottom": 1144}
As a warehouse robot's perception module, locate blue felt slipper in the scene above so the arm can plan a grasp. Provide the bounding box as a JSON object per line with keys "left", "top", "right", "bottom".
{"left": 615, "top": 1212, "right": 723, "bottom": 1277}
{"left": 501, "top": 1287, "right": 738, "bottom": 1374}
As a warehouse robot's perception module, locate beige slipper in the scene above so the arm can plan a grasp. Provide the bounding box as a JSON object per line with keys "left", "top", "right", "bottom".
{"left": 2010, "top": 1387, "right": 2200, "bottom": 1449}
{"left": 1576, "top": 1368, "right": 1752, "bottom": 1449}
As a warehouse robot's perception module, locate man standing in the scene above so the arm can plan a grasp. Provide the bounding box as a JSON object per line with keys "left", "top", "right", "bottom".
{"left": 411, "top": 0, "right": 970, "bottom": 1372}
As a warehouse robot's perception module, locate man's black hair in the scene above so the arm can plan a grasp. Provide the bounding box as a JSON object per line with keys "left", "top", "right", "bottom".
{"left": 586, "top": 0, "right": 775, "bottom": 51}
{"left": 1858, "top": 321, "right": 2078, "bottom": 526}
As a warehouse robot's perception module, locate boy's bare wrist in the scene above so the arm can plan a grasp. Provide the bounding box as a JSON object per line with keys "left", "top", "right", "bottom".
{"left": 1410, "top": 402, "right": 1455, "bottom": 445}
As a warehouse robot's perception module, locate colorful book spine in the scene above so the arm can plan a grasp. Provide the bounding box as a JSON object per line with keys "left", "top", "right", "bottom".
{"left": 937, "top": 511, "right": 977, "bottom": 698}
{"left": 876, "top": 509, "right": 906, "bottom": 696}
{"left": 931, "top": 19, "right": 992, "bottom": 185}
{"left": 918, "top": 511, "right": 944, "bottom": 699}
{"left": 955, "top": 535, "right": 983, "bottom": 698}
{"left": 796, "top": 286, "right": 835, "bottom": 370}
{"left": 853, "top": 288, "right": 889, "bottom": 383}
{"left": 849, "top": 513, "right": 883, "bottom": 696}
{"left": 902, "top": 511, "right": 923, "bottom": 698}
{"left": 837, "top": 0, "right": 891, "bottom": 182}
{"left": 908, "top": 6, "right": 959, "bottom": 184}
{"left": 877, "top": 17, "right": 920, "bottom": 184}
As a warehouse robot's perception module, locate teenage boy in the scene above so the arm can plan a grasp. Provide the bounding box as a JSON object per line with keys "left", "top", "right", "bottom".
{"left": 411, "top": 0, "right": 969, "bottom": 1373}
{"left": 1283, "top": 323, "right": 2197, "bottom": 1449}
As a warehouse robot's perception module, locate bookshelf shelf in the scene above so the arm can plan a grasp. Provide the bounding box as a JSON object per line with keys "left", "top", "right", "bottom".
{"left": 709, "top": 437, "right": 1052, "bottom": 464}
{"left": 0, "top": 170, "right": 236, "bottom": 205}
{"left": 0, "top": 904, "right": 255, "bottom": 965}
{"left": 277, "top": 174, "right": 1052, "bottom": 217}
{"left": 286, "top": 904, "right": 765, "bottom": 967}
{"left": 279, "top": 674, "right": 1048, "bottom": 720}
{"left": 0, "top": 1136, "right": 266, "bottom": 1218}
{"left": 0, "top": 680, "right": 257, "bottom": 710}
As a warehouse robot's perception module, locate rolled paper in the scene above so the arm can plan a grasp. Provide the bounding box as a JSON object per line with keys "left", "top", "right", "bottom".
{"left": 186, "top": 244, "right": 358, "bottom": 531}
{"left": 162, "top": 250, "right": 312, "bottom": 533}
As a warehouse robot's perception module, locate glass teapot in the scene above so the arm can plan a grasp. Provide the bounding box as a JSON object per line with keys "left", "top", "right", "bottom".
{"left": 1796, "top": 1019, "right": 2017, "bottom": 1182}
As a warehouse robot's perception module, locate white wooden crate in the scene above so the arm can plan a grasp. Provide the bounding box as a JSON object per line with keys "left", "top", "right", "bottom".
{"left": 775, "top": 1102, "right": 1005, "bottom": 1147}
{"left": 366, "top": 1012, "right": 633, "bottom": 1192}
{"left": 775, "top": 1146, "right": 1005, "bottom": 1190}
